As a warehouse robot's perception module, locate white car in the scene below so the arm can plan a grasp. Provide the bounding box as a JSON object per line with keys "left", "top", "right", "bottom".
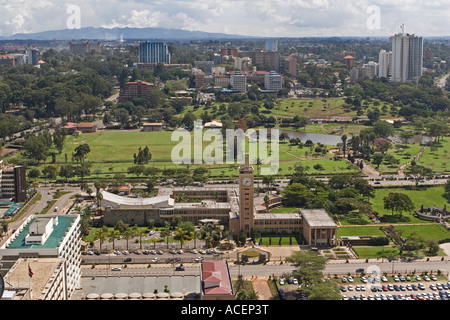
{"left": 190, "top": 249, "right": 198, "bottom": 254}
{"left": 122, "top": 251, "right": 129, "bottom": 255}
{"left": 111, "top": 267, "right": 122, "bottom": 271}
{"left": 195, "top": 257, "right": 204, "bottom": 262}
{"left": 114, "top": 250, "right": 121, "bottom": 255}
{"left": 347, "top": 276, "right": 354, "bottom": 283}
{"left": 177, "top": 250, "right": 184, "bottom": 254}
{"left": 279, "top": 279, "right": 285, "bottom": 285}
{"left": 151, "top": 258, "right": 159, "bottom": 263}
{"left": 293, "top": 279, "right": 298, "bottom": 285}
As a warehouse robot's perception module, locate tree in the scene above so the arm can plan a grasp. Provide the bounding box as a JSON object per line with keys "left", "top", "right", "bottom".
{"left": 286, "top": 250, "right": 327, "bottom": 290}
{"left": 341, "top": 134, "right": 348, "bottom": 158}
{"left": 373, "top": 120, "right": 395, "bottom": 138}
{"left": 383, "top": 192, "right": 415, "bottom": 217}
{"left": 406, "top": 165, "right": 433, "bottom": 187}
{"left": 52, "top": 127, "right": 67, "bottom": 154}
{"left": 74, "top": 144, "right": 91, "bottom": 163}
{"left": 23, "top": 135, "right": 50, "bottom": 163}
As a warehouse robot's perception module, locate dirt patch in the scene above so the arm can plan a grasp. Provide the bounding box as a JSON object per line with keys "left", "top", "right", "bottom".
{"left": 252, "top": 278, "right": 273, "bottom": 300}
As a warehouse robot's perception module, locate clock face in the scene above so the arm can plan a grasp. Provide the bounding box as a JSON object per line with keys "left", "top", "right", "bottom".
{"left": 242, "top": 177, "right": 252, "bottom": 187}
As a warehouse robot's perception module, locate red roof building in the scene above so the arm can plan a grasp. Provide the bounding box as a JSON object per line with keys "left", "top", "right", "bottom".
{"left": 201, "top": 260, "right": 234, "bottom": 300}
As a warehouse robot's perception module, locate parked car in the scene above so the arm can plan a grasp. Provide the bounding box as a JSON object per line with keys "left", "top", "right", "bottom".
{"left": 123, "top": 258, "right": 132, "bottom": 263}
{"left": 111, "top": 267, "right": 121, "bottom": 271}
{"left": 279, "top": 279, "right": 285, "bottom": 285}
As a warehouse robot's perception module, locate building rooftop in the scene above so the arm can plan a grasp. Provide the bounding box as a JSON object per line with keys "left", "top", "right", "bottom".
{"left": 255, "top": 212, "right": 301, "bottom": 220}
{"left": 101, "top": 190, "right": 174, "bottom": 208}
{"left": 6, "top": 215, "right": 76, "bottom": 250}
{"left": 300, "top": 209, "right": 337, "bottom": 228}
{"left": 3, "top": 258, "right": 65, "bottom": 300}
{"left": 201, "top": 260, "right": 233, "bottom": 296}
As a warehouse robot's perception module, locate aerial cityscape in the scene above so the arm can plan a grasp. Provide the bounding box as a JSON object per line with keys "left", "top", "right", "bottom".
{"left": 0, "top": 0, "right": 449, "bottom": 307}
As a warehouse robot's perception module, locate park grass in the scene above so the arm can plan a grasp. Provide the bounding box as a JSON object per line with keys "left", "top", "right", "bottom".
{"left": 375, "top": 144, "right": 424, "bottom": 175}
{"left": 416, "top": 138, "right": 450, "bottom": 174}
{"left": 394, "top": 224, "right": 450, "bottom": 241}
{"left": 337, "top": 226, "right": 386, "bottom": 237}
{"left": 370, "top": 186, "right": 448, "bottom": 219}
{"left": 352, "top": 246, "right": 400, "bottom": 259}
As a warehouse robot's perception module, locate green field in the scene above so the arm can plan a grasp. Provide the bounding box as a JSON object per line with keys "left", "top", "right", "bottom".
{"left": 11, "top": 128, "right": 362, "bottom": 180}
{"left": 416, "top": 138, "right": 450, "bottom": 174}
{"left": 370, "top": 186, "right": 449, "bottom": 218}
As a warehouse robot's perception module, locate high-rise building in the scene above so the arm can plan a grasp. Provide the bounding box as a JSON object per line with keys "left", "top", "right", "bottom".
{"left": 283, "top": 56, "right": 297, "bottom": 77}
{"left": 0, "top": 161, "right": 27, "bottom": 203}
{"left": 264, "top": 71, "right": 283, "bottom": 92}
{"left": 390, "top": 30, "right": 423, "bottom": 84}
{"left": 265, "top": 39, "right": 278, "bottom": 52}
{"left": 139, "top": 42, "right": 171, "bottom": 64}
{"left": 25, "top": 48, "right": 39, "bottom": 66}
{"left": 378, "top": 50, "right": 392, "bottom": 79}
{"left": 241, "top": 49, "right": 280, "bottom": 72}
{"left": 230, "top": 71, "right": 247, "bottom": 92}
{"left": 118, "top": 81, "right": 155, "bottom": 102}
{"left": 0, "top": 214, "right": 82, "bottom": 299}
{"left": 69, "top": 41, "right": 101, "bottom": 55}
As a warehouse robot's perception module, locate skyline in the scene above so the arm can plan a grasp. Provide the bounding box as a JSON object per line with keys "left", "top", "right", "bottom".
{"left": 0, "top": 1, "right": 449, "bottom": 39}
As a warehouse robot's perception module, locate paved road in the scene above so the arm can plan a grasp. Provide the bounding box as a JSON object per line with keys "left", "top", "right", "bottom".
{"left": 80, "top": 257, "right": 450, "bottom": 279}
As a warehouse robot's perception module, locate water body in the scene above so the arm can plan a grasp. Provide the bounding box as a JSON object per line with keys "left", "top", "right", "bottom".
{"left": 283, "top": 130, "right": 348, "bottom": 146}
{"left": 284, "top": 131, "right": 432, "bottom": 146}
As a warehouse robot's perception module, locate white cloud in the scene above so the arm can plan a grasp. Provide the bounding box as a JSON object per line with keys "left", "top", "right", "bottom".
{"left": 0, "top": 0, "right": 448, "bottom": 37}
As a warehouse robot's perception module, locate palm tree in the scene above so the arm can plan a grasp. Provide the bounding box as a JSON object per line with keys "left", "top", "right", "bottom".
{"left": 264, "top": 195, "right": 270, "bottom": 211}
{"left": 149, "top": 237, "right": 160, "bottom": 250}
{"left": 94, "top": 227, "right": 108, "bottom": 251}
{"left": 108, "top": 229, "right": 121, "bottom": 250}
{"left": 134, "top": 228, "right": 147, "bottom": 250}
{"left": 192, "top": 229, "right": 201, "bottom": 249}
{"left": 175, "top": 228, "right": 189, "bottom": 249}
{"left": 341, "top": 134, "right": 348, "bottom": 158}
{"left": 122, "top": 229, "right": 134, "bottom": 251}
{"left": 262, "top": 176, "right": 274, "bottom": 194}
{"left": 160, "top": 229, "right": 171, "bottom": 250}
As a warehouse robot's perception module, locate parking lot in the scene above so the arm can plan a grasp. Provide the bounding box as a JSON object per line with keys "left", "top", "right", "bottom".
{"left": 340, "top": 274, "right": 450, "bottom": 300}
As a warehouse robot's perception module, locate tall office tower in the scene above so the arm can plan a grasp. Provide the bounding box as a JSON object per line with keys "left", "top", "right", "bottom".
{"left": 230, "top": 71, "right": 247, "bottom": 92}
{"left": 265, "top": 71, "right": 283, "bottom": 92}
{"left": 390, "top": 29, "right": 423, "bottom": 84}
{"left": 25, "top": 48, "right": 39, "bottom": 66}
{"left": 265, "top": 39, "right": 278, "bottom": 52}
{"left": 378, "top": 50, "right": 392, "bottom": 79}
{"left": 139, "top": 41, "right": 171, "bottom": 64}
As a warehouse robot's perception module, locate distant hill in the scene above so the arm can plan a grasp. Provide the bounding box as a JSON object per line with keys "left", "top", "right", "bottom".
{"left": 1, "top": 27, "right": 254, "bottom": 41}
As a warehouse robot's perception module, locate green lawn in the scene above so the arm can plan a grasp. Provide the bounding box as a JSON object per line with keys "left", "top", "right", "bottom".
{"left": 337, "top": 226, "right": 386, "bottom": 237}
{"left": 371, "top": 186, "right": 449, "bottom": 218}
{"left": 416, "top": 138, "right": 450, "bottom": 174}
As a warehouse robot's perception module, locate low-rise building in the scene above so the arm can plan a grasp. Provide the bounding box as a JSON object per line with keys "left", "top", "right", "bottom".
{"left": 142, "top": 122, "right": 163, "bottom": 132}
{"left": 200, "top": 260, "right": 234, "bottom": 300}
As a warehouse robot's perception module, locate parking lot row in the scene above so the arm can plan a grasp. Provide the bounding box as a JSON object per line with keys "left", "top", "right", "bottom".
{"left": 343, "top": 292, "right": 450, "bottom": 300}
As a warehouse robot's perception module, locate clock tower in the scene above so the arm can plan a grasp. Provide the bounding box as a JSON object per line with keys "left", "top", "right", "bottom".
{"left": 239, "top": 153, "right": 255, "bottom": 235}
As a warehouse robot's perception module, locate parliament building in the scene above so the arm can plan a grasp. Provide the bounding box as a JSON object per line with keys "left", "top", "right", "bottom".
{"left": 101, "top": 156, "right": 337, "bottom": 247}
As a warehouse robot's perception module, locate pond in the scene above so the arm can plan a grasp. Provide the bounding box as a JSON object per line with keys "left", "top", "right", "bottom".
{"left": 282, "top": 130, "right": 348, "bottom": 146}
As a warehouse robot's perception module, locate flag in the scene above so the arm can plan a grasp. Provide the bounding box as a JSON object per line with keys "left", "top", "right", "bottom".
{"left": 28, "top": 265, "right": 33, "bottom": 278}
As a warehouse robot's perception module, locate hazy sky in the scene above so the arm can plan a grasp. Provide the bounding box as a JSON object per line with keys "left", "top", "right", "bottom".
{"left": 0, "top": 0, "right": 449, "bottom": 37}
